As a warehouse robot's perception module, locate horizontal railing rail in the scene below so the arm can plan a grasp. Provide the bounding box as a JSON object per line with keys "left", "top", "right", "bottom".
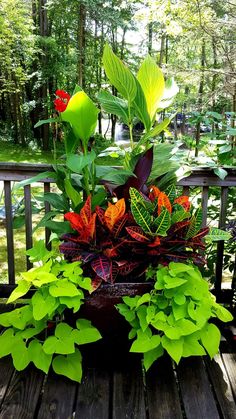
{"left": 0, "top": 162, "right": 236, "bottom": 302}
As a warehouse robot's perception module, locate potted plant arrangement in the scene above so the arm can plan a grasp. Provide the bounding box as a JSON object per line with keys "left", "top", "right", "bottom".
{"left": 0, "top": 44, "right": 233, "bottom": 382}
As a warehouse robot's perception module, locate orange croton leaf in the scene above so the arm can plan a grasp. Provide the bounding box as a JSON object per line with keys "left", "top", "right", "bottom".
{"left": 158, "top": 192, "right": 172, "bottom": 215}
{"left": 80, "top": 195, "right": 92, "bottom": 225}
{"left": 104, "top": 198, "right": 126, "bottom": 231}
{"left": 174, "top": 195, "right": 191, "bottom": 211}
{"left": 149, "top": 185, "right": 161, "bottom": 201}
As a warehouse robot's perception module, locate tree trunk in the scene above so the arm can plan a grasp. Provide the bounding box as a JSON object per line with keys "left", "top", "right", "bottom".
{"left": 159, "top": 32, "right": 166, "bottom": 67}
{"left": 148, "top": 21, "right": 153, "bottom": 55}
{"left": 195, "top": 40, "right": 205, "bottom": 157}
{"left": 77, "top": 2, "right": 86, "bottom": 88}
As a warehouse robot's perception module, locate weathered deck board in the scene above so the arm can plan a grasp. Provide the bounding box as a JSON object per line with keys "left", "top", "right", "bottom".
{"left": 177, "top": 357, "right": 220, "bottom": 419}
{"left": 221, "top": 353, "right": 236, "bottom": 400}
{"left": 75, "top": 367, "right": 110, "bottom": 419}
{"left": 0, "top": 358, "right": 14, "bottom": 406}
{"left": 0, "top": 366, "right": 44, "bottom": 419}
{"left": 146, "top": 356, "right": 183, "bottom": 419}
{"left": 205, "top": 355, "right": 236, "bottom": 419}
{"left": 37, "top": 370, "right": 77, "bottom": 419}
{"left": 113, "top": 362, "right": 146, "bottom": 419}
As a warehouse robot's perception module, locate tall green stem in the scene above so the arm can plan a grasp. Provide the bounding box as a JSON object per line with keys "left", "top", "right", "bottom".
{"left": 128, "top": 102, "right": 134, "bottom": 149}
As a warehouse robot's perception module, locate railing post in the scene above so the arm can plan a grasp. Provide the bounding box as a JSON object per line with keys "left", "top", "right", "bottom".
{"left": 215, "top": 186, "right": 228, "bottom": 299}
{"left": 4, "top": 181, "right": 15, "bottom": 284}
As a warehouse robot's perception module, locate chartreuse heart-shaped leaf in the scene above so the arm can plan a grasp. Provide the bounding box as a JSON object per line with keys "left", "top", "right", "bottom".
{"left": 102, "top": 43, "right": 137, "bottom": 103}
{"left": 143, "top": 345, "right": 164, "bottom": 371}
{"left": 212, "top": 303, "right": 233, "bottom": 322}
{"left": 130, "top": 329, "right": 161, "bottom": 353}
{"left": 12, "top": 339, "right": 30, "bottom": 371}
{"left": 28, "top": 340, "right": 52, "bottom": 373}
{"left": 49, "top": 280, "right": 80, "bottom": 297}
{"left": 52, "top": 349, "right": 82, "bottom": 383}
{"left": 182, "top": 335, "right": 206, "bottom": 357}
{"left": 32, "top": 290, "right": 58, "bottom": 320}
{"left": 200, "top": 323, "right": 221, "bottom": 358}
{"left": 137, "top": 55, "right": 165, "bottom": 121}
{"left": 72, "top": 319, "right": 102, "bottom": 345}
{"left": 43, "top": 323, "right": 75, "bottom": 355}
{"left": 0, "top": 329, "right": 18, "bottom": 357}
{"left": 0, "top": 306, "right": 33, "bottom": 330}
{"left": 59, "top": 295, "right": 83, "bottom": 313}
{"left": 7, "top": 280, "right": 31, "bottom": 303}
{"left": 62, "top": 91, "right": 99, "bottom": 146}
{"left": 162, "top": 336, "right": 184, "bottom": 364}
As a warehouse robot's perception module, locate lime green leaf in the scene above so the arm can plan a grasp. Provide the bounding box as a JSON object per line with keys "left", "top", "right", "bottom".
{"left": 62, "top": 91, "right": 99, "bottom": 145}
{"left": 116, "top": 304, "right": 136, "bottom": 323}
{"left": 176, "top": 319, "right": 199, "bottom": 336}
{"left": 72, "top": 319, "right": 102, "bottom": 345}
{"left": 122, "top": 296, "right": 140, "bottom": 308}
{"left": 206, "top": 228, "right": 231, "bottom": 242}
{"left": 130, "top": 329, "right": 161, "bottom": 353}
{"left": 49, "top": 280, "right": 80, "bottom": 297}
{"left": 28, "top": 340, "right": 52, "bottom": 373}
{"left": 12, "top": 339, "right": 30, "bottom": 371}
{"left": 174, "top": 293, "right": 186, "bottom": 305}
{"left": 136, "top": 293, "right": 151, "bottom": 307}
{"left": 0, "top": 329, "right": 17, "bottom": 357}
{"left": 59, "top": 295, "right": 83, "bottom": 313}
{"left": 77, "top": 276, "right": 92, "bottom": 292}
{"left": 200, "top": 323, "right": 221, "bottom": 358}
{"left": 212, "top": 303, "right": 233, "bottom": 323}
{"left": 25, "top": 240, "right": 54, "bottom": 263}
{"left": 137, "top": 306, "right": 148, "bottom": 332}
{"left": 153, "top": 207, "right": 171, "bottom": 236}
{"left": 168, "top": 262, "right": 194, "bottom": 275}
{"left": 66, "top": 150, "right": 96, "bottom": 174}
{"left": 137, "top": 55, "right": 165, "bottom": 121}
{"left": 32, "top": 291, "right": 58, "bottom": 320}
{"left": 172, "top": 302, "right": 188, "bottom": 321}
{"left": 182, "top": 336, "right": 206, "bottom": 357}
{"left": 164, "top": 275, "right": 187, "bottom": 289}
{"left": 33, "top": 272, "right": 58, "bottom": 287}
{"left": 161, "top": 336, "right": 183, "bottom": 364}
{"left": 97, "top": 90, "right": 129, "bottom": 124}
{"left": 43, "top": 323, "right": 75, "bottom": 355}
{"left": 7, "top": 280, "right": 31, "bottom": 304}
{"left": 141, "top": 118, "right": 171, "bottom": 144}
{"left": 0, "top": 306, "right": 33, "bottom": 330}
{"left": 102, "top": 43, "right": 137, "bottom": 102}
{"left": 143, "top": 345, "right": 164, "bottom": 371}
{"left": 52, "top": 349, "right": 82, "bottom": 383}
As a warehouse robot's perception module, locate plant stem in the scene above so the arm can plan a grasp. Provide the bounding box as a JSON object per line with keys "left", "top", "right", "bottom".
{"left": 128, "top": 102, "right": 134, "bottom": 149}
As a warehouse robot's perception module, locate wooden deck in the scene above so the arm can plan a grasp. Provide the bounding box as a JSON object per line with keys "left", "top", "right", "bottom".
{"left": 0, "top": 337, "right": 235, "bottom": 419}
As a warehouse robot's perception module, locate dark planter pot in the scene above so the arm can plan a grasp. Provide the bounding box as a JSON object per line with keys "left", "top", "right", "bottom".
{"left": 67, "top": 282, "right": 153, "bottom": 357}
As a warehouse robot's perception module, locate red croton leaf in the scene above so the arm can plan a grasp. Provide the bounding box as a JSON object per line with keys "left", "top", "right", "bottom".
{"left": 96, "top": 206, "right": 105, "bottom": 225}
{"left": 168, "top": 220, "right": 190, "bottom": 236}
{"left": 174, "top": 195, "right": 191, "bottom": 211}
{"left": 148, "top": 237, "right": 161, "bottom": 247}
{"left": 91, "top": 276, "right": 103, "bottom": 291}
{"left": 80, "top": 195, "right": 92, "bottom": 225}
{"left": 118, "top": 261, "right": 139, "bottom": 276}
{"left": 158, "top": 192, "right": 172, "bottom": 215}
{"left": 91, "top": 255, "right": 111, "bottom": 281}
{"left": 126, "top": 226, "right": 150, "bottom": 242}
{"left": 64, "top": 212, "right": 83, "bottom": 232}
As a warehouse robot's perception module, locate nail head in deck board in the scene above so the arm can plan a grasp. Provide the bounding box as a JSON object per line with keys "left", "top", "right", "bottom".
{"left": 205, "top": 355, "right": 236, "bottom": 419}
{"left": 75, "top": 367, "right": 110, "bottom": 419}
{"left": 221, "top": 353, "right": 236, "bottom": 400}
{"left": 0, "top": 366, "right": 44, "bottom": 419}
{"left": 37, "top": 371, "right": 77, "bottom": 419}
{"left": 146, "top": 356, "right": 183, "bottom": 419}
{"left": 177, "top": 357, "right": 220, "bottom": 419}
{"left": 113, "top": 362, "right": 146, "bottom": 419}
{"left": 0, "top": 358, "right": 14, "bottom": 406}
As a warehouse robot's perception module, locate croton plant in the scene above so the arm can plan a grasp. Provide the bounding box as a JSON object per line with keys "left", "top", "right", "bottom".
{"left": 2, "top": 44, "right": 233, "bottom": 382}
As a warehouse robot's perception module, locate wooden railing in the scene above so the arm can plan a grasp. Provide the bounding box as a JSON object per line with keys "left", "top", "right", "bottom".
{"left": 0, "top": 162, "right": 236, "bottom": 302}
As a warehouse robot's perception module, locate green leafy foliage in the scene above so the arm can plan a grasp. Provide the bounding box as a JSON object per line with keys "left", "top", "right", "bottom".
{"left": 117, "top": 262, "right": 233, "bottom": 369}
{"left": 0, "top": 244, "right": 101, "bottom": 382}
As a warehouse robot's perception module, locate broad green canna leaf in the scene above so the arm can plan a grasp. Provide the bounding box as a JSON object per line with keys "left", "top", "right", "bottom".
{"left": 62, "top": 91, "right": 99, "bottom": 146}
{"left": 137, "top": 55, "right": 165, "bottom": 121}
{"left": 97, "top": 90, "right": 129, "bottom": 125}
{"left": 102, "top": 43, "right": 137, "bottom": 103}
{"left": 133, "top": 78, "right": 151, "bottom": 131}
{"left": 157, "top": 77, "right": 179, "bottom": 111}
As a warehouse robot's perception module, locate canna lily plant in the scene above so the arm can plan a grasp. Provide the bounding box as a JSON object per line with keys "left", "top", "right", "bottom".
{"left": 8, "top": 44, "right": 233, "bottom": 382}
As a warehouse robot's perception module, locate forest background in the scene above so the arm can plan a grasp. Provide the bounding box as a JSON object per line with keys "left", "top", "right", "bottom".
{"left": 0, "top": 0, "right": 236, "bottom": 165}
